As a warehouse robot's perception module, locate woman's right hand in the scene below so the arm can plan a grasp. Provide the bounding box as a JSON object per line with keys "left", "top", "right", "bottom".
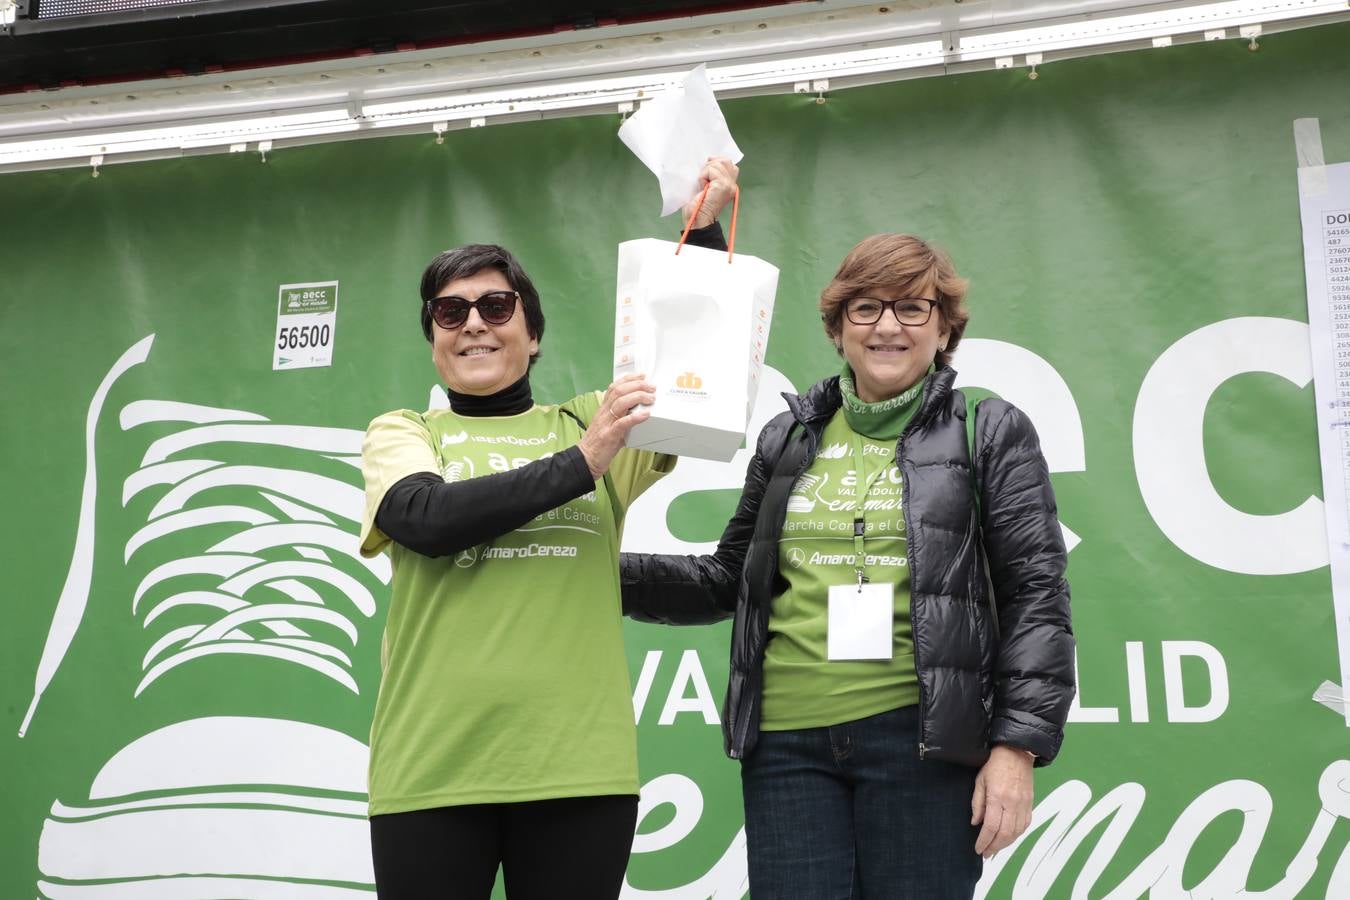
{"left": 578, "top": 374, "right": 656, "bottom": 478}
{"left": 683, "top": 156, "right": 740, "bottom": 229}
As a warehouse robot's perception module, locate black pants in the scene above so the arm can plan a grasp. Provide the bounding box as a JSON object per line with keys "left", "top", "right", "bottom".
{"left": 369, "top": 794, "right": 639, "bottom": 899}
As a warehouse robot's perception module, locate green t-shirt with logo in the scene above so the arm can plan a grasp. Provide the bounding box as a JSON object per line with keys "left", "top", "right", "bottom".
{"left": 358, "top": 391, "right": 672, "bottom": 815}
{"left": 761, "top": 374, "right": 927, "bottom": 731}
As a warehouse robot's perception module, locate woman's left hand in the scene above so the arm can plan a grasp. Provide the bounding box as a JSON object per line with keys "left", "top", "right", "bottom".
{"left": 577, "top": 374, "right": 656, "bottom": 479}
{"left": 971, "top": 744, "right": 1035, "bottom": 858}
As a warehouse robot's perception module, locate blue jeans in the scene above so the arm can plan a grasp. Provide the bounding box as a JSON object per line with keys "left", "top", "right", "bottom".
{"left": 740, "top": 706, "right": 982, "bottom": 900}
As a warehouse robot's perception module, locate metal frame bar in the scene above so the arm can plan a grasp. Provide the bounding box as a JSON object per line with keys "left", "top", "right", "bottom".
{"left": 1, "top": 0, "right": 1345, "bottom": 174}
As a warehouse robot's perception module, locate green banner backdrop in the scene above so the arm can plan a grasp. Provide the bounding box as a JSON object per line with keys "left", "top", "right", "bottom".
{"left": 3, "top": 21, "right": 1349, "bottom": 899}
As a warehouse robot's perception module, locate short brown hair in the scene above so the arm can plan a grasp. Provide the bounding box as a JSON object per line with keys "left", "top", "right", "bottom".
{"left": 819, "top": 234, "right": 970, "bottom": 368}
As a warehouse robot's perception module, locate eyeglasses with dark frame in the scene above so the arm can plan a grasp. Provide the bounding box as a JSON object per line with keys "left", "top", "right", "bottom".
{"left": 844, "top": 296, "right": 939, "bottom": 327}
{"left": 425, "top": 290, "right": 521, "bottom": 330}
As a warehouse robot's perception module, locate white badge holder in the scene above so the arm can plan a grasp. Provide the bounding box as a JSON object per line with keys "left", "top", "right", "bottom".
{"left": 827, "top": 582, "right": 894, "bottom": 660}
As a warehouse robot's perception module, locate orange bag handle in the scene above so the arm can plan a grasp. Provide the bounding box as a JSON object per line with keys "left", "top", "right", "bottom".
{"left": 675, "top": 182, "right": 741, "bottom": 262}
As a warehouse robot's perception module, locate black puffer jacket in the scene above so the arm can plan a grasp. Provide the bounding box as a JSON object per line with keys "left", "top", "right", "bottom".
{"left": 621, "top": 366, "right": 1075, "bottom": 767}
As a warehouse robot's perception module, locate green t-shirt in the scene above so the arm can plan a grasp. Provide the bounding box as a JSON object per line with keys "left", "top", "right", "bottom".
{"left": 760, "top": 382, "right": 926, "bottom": 731}
{"left": 358, "top": 391, "right": 672, "bottom": 815}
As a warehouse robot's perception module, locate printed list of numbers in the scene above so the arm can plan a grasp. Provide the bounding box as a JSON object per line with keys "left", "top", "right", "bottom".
{"left": 1325, "top": 210, "right": 1350, "bottom": 521}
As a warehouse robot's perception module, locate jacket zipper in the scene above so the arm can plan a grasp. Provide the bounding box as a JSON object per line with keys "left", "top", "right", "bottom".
{"left": 898, "top": 380, "right": 937, "bottom": 760}
{"left": 731, "top": 414, "right": 819, "bottom": 759}
{"left": 900, "top": 437, "right": 930, "bottom": 759}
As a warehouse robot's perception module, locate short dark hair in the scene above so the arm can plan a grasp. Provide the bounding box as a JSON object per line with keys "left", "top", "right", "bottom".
{"left": 418, "top": 244, "right": 546, "bottom": 364}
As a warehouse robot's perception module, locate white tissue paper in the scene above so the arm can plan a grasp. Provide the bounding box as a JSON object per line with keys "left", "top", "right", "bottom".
{"left": 618, "top": 64, "right": 744, "bottom": 216}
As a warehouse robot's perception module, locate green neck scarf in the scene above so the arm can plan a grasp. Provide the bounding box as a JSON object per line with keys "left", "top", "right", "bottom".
{"left": 838, "top": 363, "right": 930, "bottom": 440}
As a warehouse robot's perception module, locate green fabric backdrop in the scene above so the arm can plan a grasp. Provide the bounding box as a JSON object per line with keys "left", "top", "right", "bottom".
{"left": 3, "top": 21, "right": 1349, "bottom": 898}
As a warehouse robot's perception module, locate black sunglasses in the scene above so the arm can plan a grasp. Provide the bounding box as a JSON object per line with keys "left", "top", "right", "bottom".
{"left": 425, "top": 290, "right": 520, "bottom": 330}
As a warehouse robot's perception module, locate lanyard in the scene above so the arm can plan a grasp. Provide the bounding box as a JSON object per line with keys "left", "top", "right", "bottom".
{"left": 848, "top": 430, "right": 890, "bottom": 587}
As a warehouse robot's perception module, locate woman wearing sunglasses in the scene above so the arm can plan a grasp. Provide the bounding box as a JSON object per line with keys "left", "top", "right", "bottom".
{"left": 356, "top": 159, "right": 739, "bottom": 900}
{"left": 623, "top": 234, "right": 1075, "bottom": 899}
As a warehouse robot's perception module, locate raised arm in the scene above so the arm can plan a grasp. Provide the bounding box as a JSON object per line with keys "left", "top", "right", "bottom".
{"left": 680, "top": 156, "right": 738, "bottom": 252}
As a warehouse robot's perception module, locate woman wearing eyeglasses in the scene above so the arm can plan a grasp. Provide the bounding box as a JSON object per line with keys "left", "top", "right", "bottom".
{"left": 623, "top": 234, "right": 1075, "bottom": 899}
{"left": 356, "top": 160, "right": 739, "bottom": 900}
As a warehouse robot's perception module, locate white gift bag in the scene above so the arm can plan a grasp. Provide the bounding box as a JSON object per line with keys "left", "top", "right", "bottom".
{"left": 613, "top": 196, "right": 779, "bottom": 461}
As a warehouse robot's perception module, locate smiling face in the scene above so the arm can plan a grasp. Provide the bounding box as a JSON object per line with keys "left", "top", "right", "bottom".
{"left": 819, "top": 234, "right": 971, "bottom": 401}
{"left": 430, "top": 268, "right": 538, "bottom": 395}
{"left": 839, "top": 293, "right": 949, "bottom": 402}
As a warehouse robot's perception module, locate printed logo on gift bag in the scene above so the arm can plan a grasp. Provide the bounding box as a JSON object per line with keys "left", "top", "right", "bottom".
{"left": 671, "top": 371, "right": 709, "bottom": 400}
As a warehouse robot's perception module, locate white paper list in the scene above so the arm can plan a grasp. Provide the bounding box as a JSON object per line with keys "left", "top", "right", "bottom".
{"left": 1299, "top": 159, "right": 1350, "bottom": 724}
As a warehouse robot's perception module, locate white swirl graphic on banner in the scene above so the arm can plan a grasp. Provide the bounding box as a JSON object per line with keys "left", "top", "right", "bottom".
{"left": 19, "top": 335, "right": 155, "bottom": 737}
{"left": 622, "top": 774, "right": 748, "bottom": 898}
{"left": 26, "top": 336, "right": 1347, "bottom": 898}
{"left": 36, "top": 717, "right": 375, "bottom": 897}
{"left": 26, "top": 336, "right": 392, "bottom": 896}
{"left": 23, "top": 336, "right": 388, "bottom": 715}
{"left": 123, "top": 419, "right": 383, "bottom": 693}
{"left": 614, "top": 762, "right": 1350, "bottom": 899}
{"left": 975, "top": 760, "right": 1350, "bottom": 899}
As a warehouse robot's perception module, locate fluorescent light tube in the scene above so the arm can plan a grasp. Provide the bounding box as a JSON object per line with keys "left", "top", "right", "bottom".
{"left": 361, "top": 40, "right": 946, "bottom": 127}
{"left": 0, "top": 109, "right": 352, "bottom": 164}
{"left": 959, "top": 0, "right": 1346, "bottom": 59}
